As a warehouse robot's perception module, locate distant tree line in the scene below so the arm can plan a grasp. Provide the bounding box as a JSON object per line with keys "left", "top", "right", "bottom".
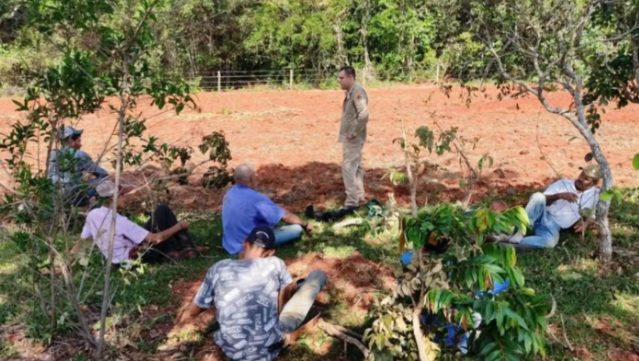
{"left": 0, "top": 0, "right": 518, "bottom": 88}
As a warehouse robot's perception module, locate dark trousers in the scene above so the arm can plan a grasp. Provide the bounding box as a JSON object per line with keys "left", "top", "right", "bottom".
{"left": 140, "top": 204, "right": 195, "bottom": 263}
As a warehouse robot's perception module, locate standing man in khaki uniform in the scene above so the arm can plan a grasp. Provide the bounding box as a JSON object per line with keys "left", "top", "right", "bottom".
{"left": 338, "top": 66, "right": 369, "bottom": 209}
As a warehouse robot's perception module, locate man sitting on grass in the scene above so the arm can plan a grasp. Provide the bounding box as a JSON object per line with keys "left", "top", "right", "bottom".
{"left": 501, "top": 164, "right": 602, "bottom": 248}
{"left": 47, "top": 126, "right": 109, "bottom": 207}
{"left": 221, "top": 163, "right": 313, "bottom": 256}
{"left": 73, "top": 180, "right": 208, "bottom": 264}
{"left": 178, "top": 225, "right": 327, "bottom": 361}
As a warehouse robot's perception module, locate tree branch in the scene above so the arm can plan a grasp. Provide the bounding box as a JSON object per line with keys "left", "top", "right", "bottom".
{"left": 318, "top": 319, "right": 370, "bottom": 358}
{"left": 96, "top": 54, "right": 130, "bottom": 358}
{"left": 122, "top": 0, "right": 161, "bottom": 53}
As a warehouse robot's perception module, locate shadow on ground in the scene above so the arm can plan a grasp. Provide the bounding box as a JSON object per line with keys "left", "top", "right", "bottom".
{"left": 4, "top": 174, "right": 638, "bottom": 361}
{"left": 119, "top": 161, "right": 553, "bottom": 215}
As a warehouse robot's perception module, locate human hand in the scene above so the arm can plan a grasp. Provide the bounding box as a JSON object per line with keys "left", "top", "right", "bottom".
{"left": 574, "top": 222, "right": 586, "bottom": 233}
{"left": 81, "top": 172, "right": 95, "bottom": 182}
{"left": 302, "top": 223, "right": 314, "bottom": 233}
{"left": 180, "top": 221, "right": 190, "bottom": 230}
{"left": 347, "top": 133, "right": 354, "bottom": 140}
{"left": 560, "top": 193, "right": 579, "bottom": 203}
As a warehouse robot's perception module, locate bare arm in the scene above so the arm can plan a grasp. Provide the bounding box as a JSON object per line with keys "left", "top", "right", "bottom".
{"left": 145, "top": 221, "right": 189, "bottom": 245}
{"left": 281, "top": 211, "right": 313, "bottom": 232}
{"left": 177, "top": 303, "right": 205, "bottom": 324}
{"left": 71, "top": 240, "right": 84, "bottom": 255}
{"left": 545, "top": 192, "right": 577, "bottom": 206}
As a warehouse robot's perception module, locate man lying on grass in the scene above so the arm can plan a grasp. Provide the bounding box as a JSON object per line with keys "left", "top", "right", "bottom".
{"left": 178, "top": 225, "right": 327, "bottom": 361}
{"left": 72, "top": 180, "right": 208, "bottom": 265}
{"left": 221, "top": 163, "right": 313, "bottom": 256}
{"left": 498, "top": 164, "right": 602, "bottom": 248}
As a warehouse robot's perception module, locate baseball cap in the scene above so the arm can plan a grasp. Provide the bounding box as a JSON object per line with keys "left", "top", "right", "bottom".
{"left": 579, "top": 164, "right": 603, "bottom": 181}
{"left": 95, "top": 180, "right": 132, "bottom": 198}
{"left": 60, "top": 126, "right": 83, "bottom": 140}
{"left": 247, "top": 225, "right": 276, "bottom": 250}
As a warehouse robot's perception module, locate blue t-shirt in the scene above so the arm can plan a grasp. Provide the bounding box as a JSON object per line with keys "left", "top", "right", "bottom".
{"left": 222, "top": 185, "right": 285, "bottom": 255}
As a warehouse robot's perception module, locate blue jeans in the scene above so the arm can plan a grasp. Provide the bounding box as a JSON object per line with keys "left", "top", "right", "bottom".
{"left": 520, "top": 193, "right": 561, "bottom": 248}
{"left": 274, "top": 225, "right": 304, "bottom": 247}
{"left": 279, "top": 270, "right": 327, "bottom": 333}
{"left": 400, "top": 252, "right": 506, "bottom": 355}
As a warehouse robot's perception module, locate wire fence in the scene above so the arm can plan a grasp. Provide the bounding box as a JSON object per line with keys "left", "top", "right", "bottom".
{"left": 188, "top": 69, "right": 333, "bottom": 91}
{"left": 0, "top": 68, "right": 385, "bottom": 94}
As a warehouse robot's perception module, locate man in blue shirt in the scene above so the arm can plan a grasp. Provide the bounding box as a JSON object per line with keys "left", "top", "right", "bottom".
{"left": 47, "top": 126, "right": 109, "bottom": 207}
{"left": 222, "top": 164, "right": 313, "bottom": 255}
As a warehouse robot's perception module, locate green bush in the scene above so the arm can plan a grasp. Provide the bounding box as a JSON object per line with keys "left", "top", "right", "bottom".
{"left": 364, "top": 204, "right": 551, "bottom": 361}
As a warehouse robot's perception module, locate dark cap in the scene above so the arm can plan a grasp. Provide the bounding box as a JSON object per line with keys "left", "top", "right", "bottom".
{"left": 247, "top": 225, "right": 276, "bottom": 250}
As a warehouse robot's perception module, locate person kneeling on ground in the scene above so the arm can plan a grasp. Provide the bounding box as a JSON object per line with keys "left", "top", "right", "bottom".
{"left": 221, "top": 163, "right": 313, "bottom": 255}
{"left": 501, "top": 164, "right": 602, "bottom": 248}
{"left": 178, "top": 225, "right": 327, "bottom": 361}
{"left": 72, "top": 180, "right": 208, "bottom": 264}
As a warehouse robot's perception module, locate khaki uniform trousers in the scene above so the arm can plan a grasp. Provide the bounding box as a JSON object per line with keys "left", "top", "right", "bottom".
{"left": 342, "top": 141, "right": 365, "bottom": 207}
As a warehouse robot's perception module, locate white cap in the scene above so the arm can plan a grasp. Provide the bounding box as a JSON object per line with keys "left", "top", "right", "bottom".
{"left": 60, "top": 126, "right": 83, "bottom": 140}
{"left": 96, "top": 180, "right": 117, "bottom": 198}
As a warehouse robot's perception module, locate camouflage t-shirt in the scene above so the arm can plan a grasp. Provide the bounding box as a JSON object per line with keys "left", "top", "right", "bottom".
{"left": 194, "top": 257, "right": 293, "bottom": 361}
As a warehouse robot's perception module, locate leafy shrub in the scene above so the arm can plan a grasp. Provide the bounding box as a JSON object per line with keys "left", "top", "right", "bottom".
{"left": 364, "top": 204, "right": 551, "bottom": 361}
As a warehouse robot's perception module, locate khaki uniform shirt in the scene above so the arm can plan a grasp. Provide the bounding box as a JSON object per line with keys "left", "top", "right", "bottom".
{"left": 339, "top": 83, "right": 369, "bottom": 144}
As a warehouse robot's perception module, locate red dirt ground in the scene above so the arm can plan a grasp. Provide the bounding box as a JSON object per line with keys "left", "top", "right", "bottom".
{"left": 1, "top": 84, "right": 638, "bottom": 211}
{"left": 136, "top": 251, "right": 396, "bottom": 360}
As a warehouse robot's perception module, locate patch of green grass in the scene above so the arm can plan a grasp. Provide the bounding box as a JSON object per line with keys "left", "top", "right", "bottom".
{"left": 0, "top": 240, "right": 30, "bottom": 324}
{"left": 516, "top": 206, "right": 639, "bottom": 360}
{"left": 2, "top": 191, "right": 639, "bottom": 361}
{"left": 109, "top": 215, "right": 227, "bottom": 308}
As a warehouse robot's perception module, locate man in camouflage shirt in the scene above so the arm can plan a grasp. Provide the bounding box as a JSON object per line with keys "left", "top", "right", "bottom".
{"left": 178, "top": 225, "right": 326, "bottom": 361}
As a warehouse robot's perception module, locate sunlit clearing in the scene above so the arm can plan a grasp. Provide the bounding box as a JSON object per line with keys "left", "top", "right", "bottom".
{"left": 611, "top": 292, "right": 639, "bottom": 314}
{"left": 322, "top": 246, "right": 356, "bottom": 259}
{"left": 0, "top": 262, "right": 18, "bottom": 275}
{"left": 556, "top": 258, "right": 598, "bottom": 274}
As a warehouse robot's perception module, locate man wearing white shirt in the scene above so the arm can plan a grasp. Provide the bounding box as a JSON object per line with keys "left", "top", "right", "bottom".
{"left": 508, "top": 165, "right": 602, "bottom": 248}
{"left": 73, "top": 180, "right": 207, "bottom": 264}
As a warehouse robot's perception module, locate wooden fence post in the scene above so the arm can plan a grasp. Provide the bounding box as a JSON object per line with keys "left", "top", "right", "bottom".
{"left": 217, "top": 71, "right": 221, "bottom": 92}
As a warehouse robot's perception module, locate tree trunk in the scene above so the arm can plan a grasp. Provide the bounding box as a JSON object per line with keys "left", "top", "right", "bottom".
{"left": 406, "top": 33, "right": 415, "bottom": 78}
{"left": 333, "top": 20, "right": 348, "bottom": 65}
{"left": 407, "top": 162, "right": 418, "bottom": 218}
{"left": 361, "top": 0, "right": 371, "bottom": 69}
{"left": 590, "top": 145, "right": 613, "bottom": 262}
{"left": 412, "top": 249, "right": 431, "bottom": 361}
{"left": 401, "top": 120, "right": 418, "bottom": 217}
{"left": 631, "top": 38, "right": 639, "bottom": 87}
{"left": 96, "top": 58, "right": 129, "bottom": 359}
{"left": 413, "top": 307, "right": 429, "bottom": 361}
{"left": 571, "top": 111, "right": 614, "bottom": 262}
